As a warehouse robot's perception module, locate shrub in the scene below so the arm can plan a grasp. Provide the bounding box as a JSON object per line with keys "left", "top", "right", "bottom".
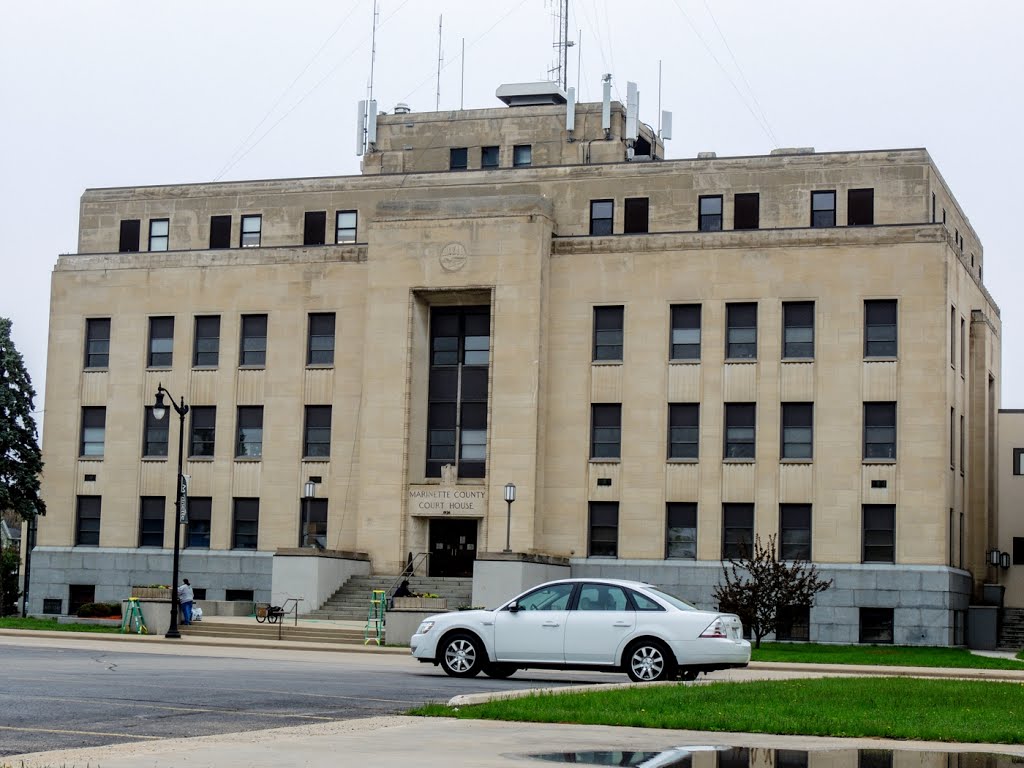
{"left": 76, "top": 602, "right": 122, "bottom": 618}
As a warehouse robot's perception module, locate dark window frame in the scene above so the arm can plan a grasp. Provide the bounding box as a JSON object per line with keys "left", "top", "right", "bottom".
{"left": 85, "top": 318, "right": 110, "bottom": 369}
{"left": 862, "top": 504, "right": 895, "bottom": 563}
{"left": 240, "top": 214, "right": 262, "bottom": 247}
{"left": 512, "top": 144, "right": 532, "bottom": 167}
{"left": 193, "top": 315, "right": 220, "bottom": 367}
{"left": 782, "top": 301, "right": 814, "bottom": 359}
{"left": 864, "top": 299, "right": 897, "bottom": 358}
{"left": 75, "top": 495, "right": 101, "bottom": 546}
{"left": 147, "top": 316, "right": 174, "bottom": 368}
{"left": 780, "top": 503, "right": 812, "bottom": 560}
{"left": 80, "top": 406, "right": 106, "bottom": 458}
{"left": 864, "top": 402, "right": 897, "bottom": 461}
{"left": 726, "top": 302, "right": 757, "bottom": 360}
{"left": 588, "top": 501, "right": 619, "bottom": 557}
{"left": 481, "top": 145, "right": 499, "bottom": 168}
{"left": 303, "top": 211, "right": 327, "bottom": 246}
{"left": 303, "top": 405, "right": 332, "bottom": 458}
{"left": 666, "top": 502, "right": 697, "bottom": 559}
{"left": 592, "top": 305, "right": 623, "bottom": 361}
{"left": 138, "top": 496, "right": 165, "bottom": 547}
{"left": 698, "top": 195, "right": 723, "bottom": 232}
{"left": 186, "top": 497, "right": 212, "bottom": 548}
{"left": 232, "top": 497, "right": 259, "bottom": 550}
{"left": 722, "top": 503, "right": 754, "bottom": 560}
{"left": 781, "top": 402, "right": 813, "bottom": 460}
{"left": 1014, "top": 448, "right": 1024, "bottom": 476}
{"left": 189, "top": 406, "right": 216, "bottom": 458}
{"left": 589, "top": 199, "right": 614, "bottom": 236}
{"left": 209, "top": 215, "right": 231, "bottom": 249}
{"left": 335, "top": 210, "right": 357, "bottom": 243}
{"left": 725, "top": 403, "right": 756, "bottom": 460}
{"left": 859, "top": 607, "right": 894, "bottom": 644}
{"left": 775, "top": 606, "right": 810, "bottom": 642}
{"left": 733, "top": 192, "right": 760, "bottom": 230}
{"left": 148, "top": 218, "right": 169, "bottom": 251}
{"left": 847, "top": 188, "right": 874, "bottom": 226}
{"left": 239, "top": 314, "right": 268, "bottom": 367}
{"left": 811, "top": 190, "right": 836, "bottom": 228}
{"left": 590, "top": 404, "right": 622, "bottom": 460}
{"left": 300, "top": 497, "right": 328, "bottom": 548}
{"left": 235, "top": 406, "right": 264, "bottom": 459}
{"left": 623, "top": 197, "right": 649, "bottom": 234}
{"left": 668, "top": 403, "right": 699, "bottom": 460}
{"left": 118, "top": 219, "right": 141, "bottom": 253}
{"left": 307, "top": 312, "right": 336, "bottom": 366}
{"left": 670, "top": 304, "right": 701, "bottom": 361}
{"left": 143, "top": 406, "right": 169, "bottom": 458}
{"left": 449, "top": 147, "right": 468, "bottom": 170}
{"left": 1013, "top": 537, "right": 1024, "bottom": 566}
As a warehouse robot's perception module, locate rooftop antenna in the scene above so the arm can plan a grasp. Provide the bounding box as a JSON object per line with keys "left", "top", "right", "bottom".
{"left": 460, "top": 37, "right": 465, "bottom": 110}
{"left": 547, "top": 0, "right": 574, "bottom": 90}
{"left": 625, "top": 81, "right": 638, "bottom": 160}
{"left": 601, "top": 73, "right": 612, "bottom": 138}
{"left": 435, "top": 15, "right": 443, "bottom": 111}
{"left": 358, "top": 1, "right": 380, "bottom": 156}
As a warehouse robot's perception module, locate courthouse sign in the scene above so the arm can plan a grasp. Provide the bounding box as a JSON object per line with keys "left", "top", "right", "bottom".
{"left": 408, "top": 485, "right": 486, "bottom": 517}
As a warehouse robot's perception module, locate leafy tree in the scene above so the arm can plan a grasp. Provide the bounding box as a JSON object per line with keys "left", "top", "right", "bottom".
{"left": 713, "top": 534, "right": 832, "bottom": 649}
{"left": 0, "top": 317, "right": 45, "bottom": 521}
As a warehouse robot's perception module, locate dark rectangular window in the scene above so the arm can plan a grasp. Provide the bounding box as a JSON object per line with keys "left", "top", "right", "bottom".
{"left": 699, "top": 195, "right": 723, "bottom": 231}
{"left": 481, "top": 145, "right": 499, "bottom": 168}
{"left": 512, "top": 144, "right": 532, "bottom": 167}
{"left": 782, "top": 301, "right": 814, "bottom": 359}
{"left": 232, "top": 497, "right": 259, "bottom": 549}
{"left": 68, "top": 585, "right": 95, "bottom": 616}
{"left": 859, "top": 607, "right": 894, "bottom": 644}
{"left": 864, "top": 299, "right": 897, "bottom": 357}
{"left": 118, "top": 219, "right": 141, "bottom": 253}
{"left": 240, "top": 214, "right": 261, "bottom": 247}
{"left": 186, "top": 497, "right": 212, "bottom": 548}
{"left": 931, "top": 192, "right": 936, "bottom": 223}
{"left": 811, "top": 190, "right": 836, "bottom": 227}
{"left": 951, "top": 305, "right": 957, "bottom": 368}
{"left": 143, "top": 406, "right": 169, "bottom": 458}
{"left": 75, "top": 495, "right": 101, "bottom": 546}
{"left": 303, "top": 211, "right": 326, "bottom": 246}
{"left": 722, "top": 503, "right": 754, "bottom": 560}
{"left": 1014, "top": 448, "right": 1024, "bottom": 476}
{"left": 960, "top": 415, "right": 965, "bottom": 471}
{"left": 236, "top": 406, "right": 263, "bottom": 458}
{"left": 726, "top": 302, "right": 757, "bottom": 359}
{"left": 138, "top": 496, "right": 165, "bottom": 547}
{"left": 862, "top": 504, "right": 895, "bottom": 563}
{"left": 148, "top": 218, "right": 169, "bottom": 251}
{"left": 593, "top": 306, "right": 623, "bottom": 361}
{"left": 209, "top": 215, "right": 231, "bottom": 249}
{"left": 240, "top": 314, "right": 267, "bottom": 366}
{"left": 775, "top": 607, "right": 810, "bottom": 642}
{"left": 950, "top": 407, "right": 956, "bottom": 468}
{"left": 189, "top": 406, "right": 216, "bottom": 458}
{"left": 301, "top": 498, "right": 328, "bottom": 548}
{"left": 591, "top": 404, "right": 622, "bottom": 459}
{"left": 780, "top": 504, "right": 811, "bottom": 560}
{"left": 80, "top": 407, "right": 106, "bottom": 457}
{"left": 1014, "top": 537, "right": 1024, "bottom": 565}
{"left": 148, "top": 316, "right": 174, "bottom": 367}
{"left": 590, "top": 200, "right": 614, "bottom": 236}
{"left": 781, "top": 403, "right": 813, "bottom": 460}
{"left": 734, "top": 192, "right": 759, "bottom": 230}
{"left": 307, "top": 312, "right": 336, "bottom": 365}
{"left": 193, "top": 315, "right": 220, "bottom": 367}
{"left": 666, "top": 502, "right": 696, "bottom": 559}
{"left": 847, "top": 188, "right": 874, "bottom": 226}
{"left": 725, "top": 403, "right": 755, "bottom": 459}
{"left": 588, "top": 501, "right": 618, "bottom": 557}
{"left": 303, "top": 405, "right": 331, "bottom": 458}
{"left": 960, "top": 318, "right": 965, "bottom": 372}
{"left": 623, "top": 197, "right": 649, "bottom": 234}
{"left": 668, "top": 404, "right": 699, "bottom": 459}
{"left": 449, "top": 147, "right": 468, "bottom": 170}
{"left": 335, "top": 210, "right": 357, "bottom": 243}
{"left": 864, "top": 402, "right": 896, "bottom": 460}
{"left": 85, "top": 318, "right": 110, "bottom": 368}
{"left": 670, "top": 304, "right": 701, "bottom": 360}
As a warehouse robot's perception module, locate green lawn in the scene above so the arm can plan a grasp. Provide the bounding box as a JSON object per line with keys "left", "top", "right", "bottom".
{"left": 412, "top": 677, "right": 1024, "bottom": 743}
{"left": 753, "top": 642, "right": 1024, "bottom": 669}
{"left": 0, "top": 616, "right": 121, "bottom": 633}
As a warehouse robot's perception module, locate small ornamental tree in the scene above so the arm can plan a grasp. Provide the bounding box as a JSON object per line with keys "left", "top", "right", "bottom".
{"left": 713, "top": 534, "right": 832, "bottom": 648}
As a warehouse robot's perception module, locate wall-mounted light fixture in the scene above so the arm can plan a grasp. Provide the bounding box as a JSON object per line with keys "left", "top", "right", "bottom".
{"left": 988, "top": 548, "right": 1001, "bottom": 567}
{"left": 1000, "top": 551, "right": 1011, "bottom": 570}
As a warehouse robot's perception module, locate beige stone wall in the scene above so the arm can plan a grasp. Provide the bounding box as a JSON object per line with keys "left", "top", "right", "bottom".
{"left": 997, "top": 410, "right": 1024, "bottom": 607}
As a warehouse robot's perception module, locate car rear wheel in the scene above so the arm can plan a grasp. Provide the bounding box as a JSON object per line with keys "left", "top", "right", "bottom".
{"left": 439, "top": 633, "right": 484, "bottom": 678}
{"left": 625, "top": 639, "right": 677, "bottom": 682}
{"left": 483, "top": 663, "right": 518, "bottom": 679}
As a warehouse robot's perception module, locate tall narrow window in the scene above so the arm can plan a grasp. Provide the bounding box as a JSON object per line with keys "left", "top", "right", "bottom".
{"left": 80, "top": 407, "right": 106, "bottom": 457}
{"left": 722, "top": 503, "right": 754, "bottom": 559}
{"left": 335, "top": 210, "right": 357, "bottom": 243}
{"left": 186, "top": 497, "right": 211, "bottom": 548}
{"left": 148, "top": 218, "right": 169, "bottom": 251}
{"left": 147, "top": 316, "right": 174, "bottom": 367}
{"left": 780, "top": 504, "right": 811, "bottom": 560}
{"left": 303, "top": 405, "right": 332, "bottom": 458}
{"left": 666, "top": 502, "right": 697, "bottom": 559}
{"left": 931, "top": 192, "right": 936, "bottom": 223}
{"left": 593, "top": 306, "right": 624, "bottom": 361}
{"left": 232, "top": 498, "right": 259, "bottom": 549}
{"left": 512, "top": 144, "right": 532, "bottom": 167}
{"left": 449, "top": 147, "right": 468, "bottom": 170}
{"left": 588, "top": 502, "right": 619, "bottom": 557}
{"left": 240, "top": 215, "right": 262, "bottom": 247}
{"left": 951, "top": 306, "right": 957, "bottom": 367}
{"left": 623, "top": 197, "right": 649, "bottom": 234}
{"left": 724, "top": 403, "right": 756, "bottom": 459}
{"left": 143, "top": 406, "right": 169, "bottom": 457}
{"left": 189, "top": 406, "right": 216, "bottom": 457}
{"left": 864, "top": 299, "right": 897, "bottom": 358}
{"left": 301, "top": 498, "right": 328, "bottom": 548}
{"left": 960, "top": 317, "right": 965, "bottom": 372}
{"left": 699, "top": 195, "right": 723, "bottom": 231}
{"left": 84, "top": 318, "right": 110, "bottom": 368}
{"left": 781, "top": 403, "right": 813, "bottom": 459}
{"left": 864, "top": 402, "right": 897, "bottom": 460}
{"left": 668, "top": 404, "right": 699, "bottom": 459}
{"left": 811, "top": 191, "right": 836, "bottom": 227}
{"left": 862, "top": 504, "right": 895, "bottom": 562}
{"left": 734, "top": 192, "right": 759, "bottom": 230}
{"left": 193, "top": 315, "right": 220, "bottom": 367}
{"left": 75, "top": 496, "right": 101, "bottom": 546}
{"left": 847, "top": 188, "right": 874, "bottom": 226}
{"left": 950, "top": 407, "right": 956, "bottom": 468}
{"left": 782, "top": 301, "right": 814, "bottom": 359}
{"left": 138, "top": 497, "right": 165, "bottom": 547}
{"left": 236, "top": 406, "right": 264, "bottom": 458}
{"left": 303, "top": 211, "right": 326, "bottom": 246}
{"left": 307, "top": 312, "right": 336, "bottom": 365}
{"left": 209, "top": 215, "right": 231, "bottom": 249}
{"left": 670, "top": 304, "right": 701, "bottom": 360}
{"left": 960, "top": 415, "right": 965, "bottom": 471}
{"left": 118, "top": 219, "right": 140, "bottom": 253}
{"left": 591, "top": 404, "right": 622, "bottom": 459}
{"left": 481, "top": 146, "right": 499, "bottom": 168}
{"left": 726, "top": 302, "right": 757, "bottom": 359}
{"left": 239, "top": 314, "right": 267, "bottom": 366}
{"left": 590, "top": 200, "right": 614, "bottom": 236}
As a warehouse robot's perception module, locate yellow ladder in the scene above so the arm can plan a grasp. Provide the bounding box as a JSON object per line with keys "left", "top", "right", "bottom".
{"left": 120, "top": 597, "right": 148, "bottom": 634}
{"left": 363, "top": 589, "right": 386, "bottom": 645}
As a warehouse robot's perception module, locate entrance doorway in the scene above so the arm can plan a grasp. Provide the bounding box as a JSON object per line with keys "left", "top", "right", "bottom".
{"left": 428, "top": 519, "right": 478, "bottom": 577}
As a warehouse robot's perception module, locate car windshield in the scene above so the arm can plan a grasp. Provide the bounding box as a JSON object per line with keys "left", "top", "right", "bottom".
{"left": 642, "top": 586, "right": 697, "bottom": 611}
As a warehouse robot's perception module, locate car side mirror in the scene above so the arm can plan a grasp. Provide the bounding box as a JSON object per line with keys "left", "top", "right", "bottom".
{"left": 507, "top": 601, "right": 520, "bottom": 613}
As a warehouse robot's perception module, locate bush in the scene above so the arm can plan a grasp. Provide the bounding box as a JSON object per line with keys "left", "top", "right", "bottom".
{"left": 76, "top": 602, "right": 121, "bottom": 618}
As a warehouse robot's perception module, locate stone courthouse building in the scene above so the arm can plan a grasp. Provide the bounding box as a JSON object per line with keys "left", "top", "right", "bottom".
{"left": 31, "top": 81, "right": 1003, "bottom": 644}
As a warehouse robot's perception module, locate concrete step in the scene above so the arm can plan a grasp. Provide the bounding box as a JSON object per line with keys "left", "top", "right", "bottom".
{"left": 181, "top": 622, "right": 366, "bottom": 644}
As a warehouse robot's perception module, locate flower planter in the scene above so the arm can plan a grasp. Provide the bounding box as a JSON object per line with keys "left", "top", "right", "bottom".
{"left": 131, "top": 587, "right": 170, "bottom": 599}
{"left": 392, "top": 596, "right": 448, "bottom": 611}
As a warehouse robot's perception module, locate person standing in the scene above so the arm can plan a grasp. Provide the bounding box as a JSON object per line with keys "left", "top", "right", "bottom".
{"left": 178, "top": 578, "right": 194, "bottom": 626}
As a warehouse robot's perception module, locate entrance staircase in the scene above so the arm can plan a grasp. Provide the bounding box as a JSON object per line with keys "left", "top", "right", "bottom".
{"left": 180, "top": 621, "right": 364, "bottom": 645}
{"left": 303, "top": 575, "right": 474, "bottom": 621}
{"left": 998, "top": 607, "right": 1024, "bottom": 651}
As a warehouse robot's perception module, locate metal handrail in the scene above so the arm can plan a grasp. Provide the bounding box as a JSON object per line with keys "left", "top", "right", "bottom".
{"left": 277, "top": 597, "right": 303, "bottom": 641}
{"left": 385, "top": 552, "right": 430, "bottom": 598}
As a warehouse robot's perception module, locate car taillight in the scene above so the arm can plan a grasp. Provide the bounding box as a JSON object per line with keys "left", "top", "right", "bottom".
{"left": 699, "top": 618, "right": 727, "bottom": 638}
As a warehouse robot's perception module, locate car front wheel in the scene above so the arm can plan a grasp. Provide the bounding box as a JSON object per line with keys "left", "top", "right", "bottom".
{"left": 625, "top": 639, "right": 677, "bottom": 682}
{"left": 439, "top": 633, "right": 484, "bottom": 678}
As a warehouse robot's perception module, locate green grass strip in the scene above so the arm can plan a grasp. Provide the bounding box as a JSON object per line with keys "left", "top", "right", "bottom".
{"left": 752, "top": 642, "right": 1024, "bottom": 670}
{"left": 412, "top": 678, "right": 1024, "bottom": 743}
{"left": 0, "top": 616, "right": 120, "bottom": 633}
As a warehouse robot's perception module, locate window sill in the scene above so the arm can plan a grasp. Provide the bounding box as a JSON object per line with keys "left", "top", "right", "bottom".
{"left": 238, "top": 365, "right": 266, "bottom": 371}
{"left": 234, "top": 457, "right": 262, "bottom": 463}
{"left": 724, "top": 358, "right": 757, "bottom": 364}
{"left": 722, "top": 458, "right": 755, "bottom": 464}
{"left": 669, "top": 359, "right": 701, "bottom": 365}
{"left": 302, "top": 456, "right": 331, "bottom": 462}
{"left": 863, "top": 357, "right": 898, "bottom": 363}
{"left": 84, "top": 367, "right": 109, "bottom": 373}
{"left": 146, "top": 366, "right": 172, "bottom": 372}
{"left": 78, "top": 456, "right": 104, "bottom": 462}
{"left": 781, "top": 358, "right": 815, "bottom": 364}
{"left": 192, "top": 365, "right": 219, "bottom": 371}
{"left": 305, "top": 364, "right": 335, "bottom": 370}
{"left": 591, "top": 360, "right": 623, "bottom": 366}
{"left": 780, "top": 458, "right": 813, "bottom": 464}
{"left": 141, "top": 456, "right": 168, "bottom": 462}
{"left": 188, "top": 456, "right": 215, "bottom": 462}
{"left": 589, "top": 458, "right": 621, "bottom": 464}
{"left": 862, "top": 458, "right": 896, "bottom": 465}
{"left": 667, "top": 458, "right": 699, "bottom": 464}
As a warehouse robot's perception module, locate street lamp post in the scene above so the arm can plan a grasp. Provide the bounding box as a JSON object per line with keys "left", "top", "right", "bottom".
{"left": 152, "top": 383, "right": 189, "bottom": 639}
{"left": 503, "top": 483, "right": 516, "bottom": 553}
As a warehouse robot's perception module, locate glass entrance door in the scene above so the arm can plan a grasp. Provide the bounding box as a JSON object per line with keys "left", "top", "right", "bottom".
{"left": 428, "top": 519, "right": 478, "bottom": 577}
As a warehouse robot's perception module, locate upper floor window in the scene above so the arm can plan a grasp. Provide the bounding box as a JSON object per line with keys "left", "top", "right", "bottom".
{"left": 950, "top": 305, "right": 957, "bottom": 368}
{"left": 239, "top": 314, "right": 267, "bottom": 366}
{"left": 307, "top": 312, "right": 336, "bottom": 365}
{"left": 481, "top": 145, "right": 499, "bottom": 168}
{"left": 722, "top": 503, "right": 754, "bottom": 560}
{"left": 193, "top": 315, "right": 220, "bottom": 367}
{"left": 666, "top": 502, "right": 697, "bottom": 559}
{"left": 240, "top": 215, "right": 262, "bottom": 247}
{"left": 734, "top": 193, "right": 759, "bottom": 230}
{"left": 84, "top": 318, "right": 110, "bottom": 368}
{"left": 623, "top": 197, "right": 649, "bottom": 234}
{"left": 593, "top": 306, "right": 623, "bottom": 361}
{"left": 186, "top": 497, "right": 212, "bottom": 548}
{"left": 303, "top": 211, "right": 326, "bottom": 246}
{"left": 118, "top": 219, "right": 140, "bottom": 253}
{"left": 811, "top": 191, "right": 836, "bottom": 227}
{"left": 449, "top": 147, "right": 468, "bottom": 170}
{"left": 724, "top": 403, "right": 756, "bottom": 459}
{"left": 588, "top": 502, "right": 619, "bottom": 557}
{"left": 138, "top": 496, "right": 165, "bottom": 547}
{"left": 209, "top": 215, "right": 231, "bottom": 249}
{"left": 148, "top": 316, "right": 174, "bottom": 367}
{"left": 726, "top": 302, "right": 757, "bottom": 360}
{"left": 80, "top": 407, "right": 106, "bottom": 457}
{"left": 303, "top": 405, "right": 332, "bottom": 458}
{"left": 232, "top": 497, "right": 259, "bottom": 549}
{"left": 862, "top": 504, "right": 895, "bottom": 563}
{"left": 864, "top": 299, "right": 897, "bottom": 358}
{"left": 189, "top": 406, "right": 216, "bottom": 458}
{"left": 148, "top": 219, "right": 169, "bottom": 251}
{"left": 960, "top": 317, "right": 965, "bottom": 371}
{"left": 780, "top": 504, "right": 812, "bottom": 560}
{"left": 699, "top": 195, "right": 723, "bottom": 231}
{"left": 236, "top": 406, "right": 264, "bottom": 458}
{"left": 782, "top": 301, "right": 814, "bottom": 359}
{"left": 848, "top": 188, "right": 874, "bottom": 226}
{"left": 864, "top": 402, "right": 897, "bottom": 460}
{"left": 591, "top": 404, "right": 622, "bottom": 459}
{"left": 336, "top": 210, "right": 357, "bottom": 243}
{"left": 668, "top": 404, "right": 699, "bottom": 459}
{"left": 670, "top": 304, "right": 701, "bottom": 360}
{"left": 143, "top": 406, "right": 169, "bottom": 458}
{"left": 590, "top": 200, "right": 614, "bottom": 236}
{"left": 781, "top": 403, "right": 813, "bottom": 459}
{"left": 513, "top": 144, "right": 532, "bottom": 167}
{"left": 75, "top": 496, "right": 101, "bottom": 546}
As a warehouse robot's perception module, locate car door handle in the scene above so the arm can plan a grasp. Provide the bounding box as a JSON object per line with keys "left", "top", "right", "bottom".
{"left": 613, "top": 622, "right": 632, "bottom": 627}
{"left": 542, "top": 621, "right": 560, "bottom": 627}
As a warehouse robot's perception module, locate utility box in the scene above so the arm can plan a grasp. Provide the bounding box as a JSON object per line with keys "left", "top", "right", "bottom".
{"left": 967, "top": 605, "right": 999, "bottom": 650}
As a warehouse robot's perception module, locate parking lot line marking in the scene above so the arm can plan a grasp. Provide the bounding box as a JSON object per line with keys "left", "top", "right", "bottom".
{"left": 0, "top": 725, "right": 163, "bottom": 740}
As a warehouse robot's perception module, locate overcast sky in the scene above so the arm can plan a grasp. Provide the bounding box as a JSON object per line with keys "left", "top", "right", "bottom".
{"left": 2, "top": 1, "right": 1022, "bottom": 429}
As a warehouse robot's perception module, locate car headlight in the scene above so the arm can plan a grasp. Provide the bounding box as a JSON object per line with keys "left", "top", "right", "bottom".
{"left": 416, "top": 620, "right": 435, "bottom": 635}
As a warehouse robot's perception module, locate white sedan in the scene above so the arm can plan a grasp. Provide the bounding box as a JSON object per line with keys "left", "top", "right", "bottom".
{"left": 410, "top": 578, "right": 750, "bottom": 682}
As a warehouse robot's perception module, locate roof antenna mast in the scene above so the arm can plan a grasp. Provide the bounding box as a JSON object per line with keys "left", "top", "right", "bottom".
{"left": 357, "top": 1, "right": 380, "bottom": 157}
{"left": 436, "top": 15, "right": 443, "bottom": 111}
{"left": 548, "top": 0, "right": 574, "bottom": 90}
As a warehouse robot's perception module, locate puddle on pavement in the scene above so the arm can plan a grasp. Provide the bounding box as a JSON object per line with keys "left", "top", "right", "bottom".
{"left": 523, "top": 746, "right": 1024, "bottom": 767}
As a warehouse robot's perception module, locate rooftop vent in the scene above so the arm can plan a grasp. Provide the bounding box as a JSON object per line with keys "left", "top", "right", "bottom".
{"left": 770, "top": 147, "right": 815, "bottom": 155}
{"left": 697, "top": 151, "right": 717, "bottom": 159}
{"left": 394, "top": 103, "right": 411, "bottom": 114}
{"left": 496, "top": 82, "right": 567, "bottom": 107}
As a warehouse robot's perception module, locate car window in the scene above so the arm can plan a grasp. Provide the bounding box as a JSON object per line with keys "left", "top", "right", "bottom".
{"left": 516, "top": 583, "right": 574, "bottom": 611}
{"left": 628, "top": 590, "right": 666, "bottom": 612}
{"left": 641, "top": 587, "right": 696, "bottom": 611}
{"left": 577, "top": 584, "right": 630, "bottom": 611}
